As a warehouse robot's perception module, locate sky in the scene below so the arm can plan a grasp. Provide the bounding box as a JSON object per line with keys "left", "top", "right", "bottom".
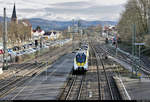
{"left": 0, "top": 0, "right": 128, "bottom": 21}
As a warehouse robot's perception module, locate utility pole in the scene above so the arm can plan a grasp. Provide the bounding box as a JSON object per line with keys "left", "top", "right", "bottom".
{"left": 71, "top": 20, "right": 74, "bottom": 51}
{"left": 40, "top": 36, "right": 43, "bottom": 48}
{"left": 3, "top": 8, "right": 8, "bottom": 70}
{"left": 115, "top": 34, "right": 118, "bottom": 57}
{"left": 132, "top": 24, "right": 137, "bottom": 77}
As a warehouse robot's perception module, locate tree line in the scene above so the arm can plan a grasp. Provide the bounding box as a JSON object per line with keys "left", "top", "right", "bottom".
{"left": 117, "top": 0, "right": 150, "bottom": 46}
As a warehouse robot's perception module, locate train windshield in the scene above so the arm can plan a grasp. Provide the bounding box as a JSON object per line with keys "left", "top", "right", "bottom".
{"left": 76, "top": 53, "right": 86, "bottom": 63}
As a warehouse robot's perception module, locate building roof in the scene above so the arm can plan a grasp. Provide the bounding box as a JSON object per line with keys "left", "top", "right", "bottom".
{"left": 53, "top": 32, "right": 57, "bottom": 35}
{"left": 11, "top": 3, "right": 17, "bottom": 20}
{"left": 44, "top": 32, "right": 52, "bottom": 36}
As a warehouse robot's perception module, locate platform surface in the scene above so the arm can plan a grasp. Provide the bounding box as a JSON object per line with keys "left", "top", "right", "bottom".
{"left": 120, "top": 77, "right": 150, "bottom": 100}
{"left": 109, "top": 56, "right": 150, "bottom": 100}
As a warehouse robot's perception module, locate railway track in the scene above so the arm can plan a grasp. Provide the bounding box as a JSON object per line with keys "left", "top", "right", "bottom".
{"left": 0, "top": 63, "right": 45, "bottom": 98}
{"left": 58, "top": 41, "right": 121, "bottom": 100}
{"left": 90, "top": 42, "right": 121, "bottom": 100}
{"left": 0, "top": 43, "right": 73, "bottom": 99}
{"left": 103, "top": 44, "right": 150, "bottom": 76}
{"left": 0, "top": 63, "right": 42, "bottom": 88}
{"left": 1, "top": 43, "right": 71, "bottom": 80}
{"left": 59, "top": 74, "right": 86, "bottom": 100}
{"left": 0, "top": 44, "right": 67, "bottom": 80}
{"left": 90, "top": 44, "right": 102, "bottom": 100}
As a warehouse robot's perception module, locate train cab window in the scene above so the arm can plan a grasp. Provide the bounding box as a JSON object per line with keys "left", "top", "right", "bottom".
{"left": 76, "top": 54, "right": 81, "bottom": 62}
{"left": 76, "top": 53, "right": 86, "bottom": 63}
{"left": 82, "top": 53, "right": 86, "bottom": 62}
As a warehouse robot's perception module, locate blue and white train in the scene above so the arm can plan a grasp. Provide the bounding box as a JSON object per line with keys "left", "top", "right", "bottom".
{"left": 73, "top": 44, "right": 89, "bottom": 74}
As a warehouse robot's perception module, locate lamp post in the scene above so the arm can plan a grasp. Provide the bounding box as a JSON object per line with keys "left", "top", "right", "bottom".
{"left": 3, "top": 8, "right": 8, "bottom": 70}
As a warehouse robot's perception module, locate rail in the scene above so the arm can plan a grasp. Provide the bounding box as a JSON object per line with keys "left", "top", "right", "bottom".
{"left": 90, "top": 42, "right": 115, "bottom": 100}
{"left": 95, "top": 48, "right": 114, "bottom": 100}
{"left": 59, "top": 74, "right": 86, "bottom": 100}
{"left": 99, "top": 45, "right": 150, "bottom": 75}
{"left": 76, "top": 75, "right": 85, "bottom": 100}
{"left": 65, "top": 75, "right": 77, "bottom": 100}
{"left": 0, "top": 44, "right": 73, "bottom": 98}
{"left": 91, "top": 43, "right": 120, "bottom": 100}
{"left": 90, "top": 43, "right": 102, "bottom": 100}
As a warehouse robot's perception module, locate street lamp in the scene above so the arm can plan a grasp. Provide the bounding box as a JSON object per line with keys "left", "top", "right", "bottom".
{"left": 3, "top": 8, "right": 8, "bottom": 70}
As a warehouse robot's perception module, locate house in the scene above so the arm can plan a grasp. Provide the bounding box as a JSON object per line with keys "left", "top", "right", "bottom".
{"left": 32, "top": 29, "right": 45, "bottom": 40}
{"left": 43, "top": 32, "right": 52, "bottom": 40}
{"left": 43, "top": 31, "right": 62, "bottom": 40}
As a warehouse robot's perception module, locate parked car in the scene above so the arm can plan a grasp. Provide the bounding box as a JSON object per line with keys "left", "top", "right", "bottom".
{"left": 8, "top": 49, "right": 17, "bottom": 56}
{"left": 16, "top": 52, "right": 23, "bottom": 56}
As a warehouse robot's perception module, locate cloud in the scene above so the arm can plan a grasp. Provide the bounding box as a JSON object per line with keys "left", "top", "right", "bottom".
{"left": 44, "top": 4, "right": 124, "bottom": 21}
{"left": 0, "top": 0, "right": 127, "bottom": 21}
{"left": 50, "top": 1, "right": 92, "bottom": 9}
{"left": 93, "top": 0, "right": 127, "bottom": 6}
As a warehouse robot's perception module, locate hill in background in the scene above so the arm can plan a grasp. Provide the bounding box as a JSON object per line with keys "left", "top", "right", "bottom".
{"left": 29, "top": 18, "right": 117, "bottom": 31}
{"left": 0, "top": 17, "right": 117, "bottom": 31}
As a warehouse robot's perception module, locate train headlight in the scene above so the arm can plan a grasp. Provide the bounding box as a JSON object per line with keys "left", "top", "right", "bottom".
{"left": 81, "top": 63, "right": 85, "bottom": 66}
{"left": 77, "top": 63, "right": 80, "bottom": 66}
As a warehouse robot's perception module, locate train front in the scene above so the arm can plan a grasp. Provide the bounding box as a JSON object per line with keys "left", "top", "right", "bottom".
{"left": 73, "top": 52, "right": 88, "bottom": 73}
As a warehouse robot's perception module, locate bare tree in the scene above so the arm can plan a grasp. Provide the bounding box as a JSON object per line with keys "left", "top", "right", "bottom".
{"left": 117, "top": 0, "right": 150, "bottom": 45}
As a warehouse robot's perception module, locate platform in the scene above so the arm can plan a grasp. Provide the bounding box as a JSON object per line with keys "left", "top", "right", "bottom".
{"left": 109, "top": 56, "right": 150, "bottom": 100}
{"left": 119, "top": 76, "right": 150, "bottom": 100}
